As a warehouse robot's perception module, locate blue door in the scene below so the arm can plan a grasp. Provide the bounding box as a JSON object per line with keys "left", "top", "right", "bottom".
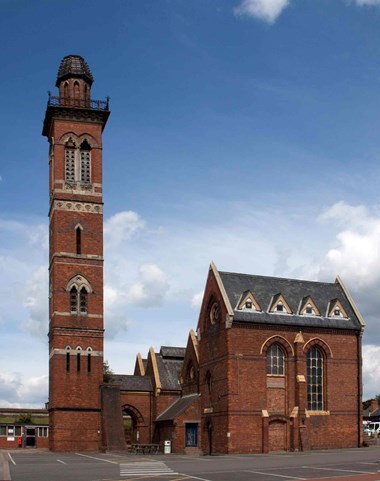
{"left": 185, "top": 423, "right": 198, "bottom": 447}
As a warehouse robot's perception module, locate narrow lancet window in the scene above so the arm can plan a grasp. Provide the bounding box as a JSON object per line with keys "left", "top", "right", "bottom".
{"left": 87, "top": 353, "right": 91, "bottom": 373}
{"left": 80, "top": 140, "right": 91, "bottom": 184}
{"left": 66, "top": 353, "right": 70, "bottom": 372}
{"left": 70, "top": 287, "right": 78, "bottom": 314}
{"left": 65, "top": 146, "right": 75, "bottom": 182}
{"left": 77, "top": 353, "right": 81, "bottom": 372}
{"left": 80, "top": 287, "right": 88, "bottom": 314}
{"left": 76, "top": 227, "right": 82, "bottom": 255}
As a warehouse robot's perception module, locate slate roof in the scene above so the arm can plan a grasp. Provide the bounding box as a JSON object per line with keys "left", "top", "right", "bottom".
{"left": 111, "top": 374, "right": 153, "bottom": 392}
{"left": 219, "top": 271, "right": 362, "bottom": 331}
{"left": 155, "top": 352, "right": 183, "bottom": 391}
{"left": 155, "top": 393, "right": 200, "bottom": 422}
{"left": 160, "top": 346, "right": 186, "bottom": 359}
{"left": 56, "top": 55, "right": 94, "bottom": 87}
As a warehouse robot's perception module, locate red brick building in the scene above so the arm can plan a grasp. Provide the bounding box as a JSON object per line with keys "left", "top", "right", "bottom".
{"left": 42, "top": 55, "right": 110, "bottom": 451}
{"left": 39, "top": 55, "right": 364, "bottom": 454}
{"left": 197, "top": 263, "right": 364, "bottom": 454}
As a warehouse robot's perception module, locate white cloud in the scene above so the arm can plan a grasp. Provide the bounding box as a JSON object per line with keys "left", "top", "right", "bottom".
{"left": 191, "top": 291, "right": 204, "bottom": 309}
{"left": 363, "top": 345, "right": 380, "bottom": 399}
{"left": 104, "top": 211, "right": 145, "bottom": 248}
{"left": 127, "top": 264, "right": 170, "bottom": 307}
{"left": 0, "top": 372, "right": 48, "bottom": 408}
{"left": 355, "top": 0, "right": 380, "bottom": 5}
{"left": 22, "top": 265, "right": 48, "bottom": 339}
{"left": 315, "top": 201, "right": 380, "bottom": 288}
{"left": 234, "top": 0, "right": 290, "bottom": 23}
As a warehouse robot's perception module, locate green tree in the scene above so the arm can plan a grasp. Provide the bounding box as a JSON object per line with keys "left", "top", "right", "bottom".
{"left": 363, "top": 394, "right": 380, "bottom": 411}
{"left": 103, "top": 360, "right": 114, "bottom": 383}
{"left": 16, "top": 413, "right": 32, "bottom": 424}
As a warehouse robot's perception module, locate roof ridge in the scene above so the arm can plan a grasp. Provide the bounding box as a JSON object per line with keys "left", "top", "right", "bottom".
{"left": 219, "top": 270, "right": 334, "bottom": 286}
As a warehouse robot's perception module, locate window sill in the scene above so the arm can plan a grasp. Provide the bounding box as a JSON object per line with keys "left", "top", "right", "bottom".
{"left": 306, "top": 410, "right": 330, "bottom": 416}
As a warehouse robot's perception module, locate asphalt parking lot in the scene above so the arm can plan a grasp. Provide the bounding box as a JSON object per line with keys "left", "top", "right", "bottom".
{"left": 1, "top": 446, "right": 380, "bottom": 481}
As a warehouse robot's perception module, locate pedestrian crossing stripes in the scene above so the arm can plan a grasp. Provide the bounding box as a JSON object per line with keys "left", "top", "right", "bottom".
{"left": 120, "top": 461, "right": 177, "bottom": 477}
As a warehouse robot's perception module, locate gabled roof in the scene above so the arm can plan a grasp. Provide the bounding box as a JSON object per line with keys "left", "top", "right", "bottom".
{"left": 160, "top": 346, "right": 186, "bottom": 359}
{"left": 155, "top": 393, "right": 200, "bottom": 422}
{"left": 155, "top": 351, "right": 183, "bottom": 391}
{"left": 218, "top": 270, "right": 363, "bottom": 331}
{"left": 111, "top": 374, "right": 153, "bottom": 392}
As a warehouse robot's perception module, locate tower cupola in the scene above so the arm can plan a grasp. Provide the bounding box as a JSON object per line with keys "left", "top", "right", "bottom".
{"left": 56, "top": 55, "right": 94, "bottom": 104}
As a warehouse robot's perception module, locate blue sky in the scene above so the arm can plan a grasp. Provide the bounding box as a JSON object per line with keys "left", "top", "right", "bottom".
{"left": 1, "top": 0, "right": 380, "bottom": 406}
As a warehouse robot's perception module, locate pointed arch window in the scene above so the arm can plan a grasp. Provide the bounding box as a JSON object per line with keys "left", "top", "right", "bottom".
{"left": 67, "top": 275, "right": 92, "bottom": 315}
{"left": 73, "top": 81, "right": 80, "bottom": 99}
{"left": 267, "top": 344, "right": 285, "bottom": 376}
{"left": 65, "top": 140, "right": 76, "bottom": 183}
{"left": 307, "top": 346, "right": 324, "bottom": 411}
{"left": 80, "top": 140, "right": 91, "bottom": 184}
{"left": 70, "top": 286, "right": 78, "bottom": 314}
{"left": 76, "top": 226, "right": 82, "bottom": 255}
{"left": 79, "top": 287, "right": 88, "bottom": 314}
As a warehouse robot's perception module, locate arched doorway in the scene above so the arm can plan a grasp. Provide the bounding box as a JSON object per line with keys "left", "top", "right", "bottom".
{"left": 268, "top": 418, "right": 288, "bottom": 452}
{"left": 122, "top": 404, "right": 145, "bottom": 446}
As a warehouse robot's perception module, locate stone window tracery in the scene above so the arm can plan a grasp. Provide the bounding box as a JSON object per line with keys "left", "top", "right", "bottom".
{"left": 307, "top": 346, "right": 324, "bottom": 411}
{"left": 267, "top": 344, "right": 285, "bottom": 376}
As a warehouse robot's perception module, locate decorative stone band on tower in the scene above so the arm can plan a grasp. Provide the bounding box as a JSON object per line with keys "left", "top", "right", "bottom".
{"left": 42, "top": 55, "right": 110, "bottom": 452}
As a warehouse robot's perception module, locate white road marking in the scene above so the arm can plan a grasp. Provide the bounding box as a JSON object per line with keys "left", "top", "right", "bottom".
{"left": 245, "top": 470, "right": 306, "bottom": 479}
{"left": 75, "top": 452, "right": 118, "bottom": 464}
{"left": 7, "top": 453, "right": 16, "bottom": 465}
{"left": 302, "top": 465, "right": 371, "bottom": 474}
{"left": 57, "top": 459, "right": 67, "bottom": 464}
{"left": 120, "top": 461, "right": 176, "bottom": 477}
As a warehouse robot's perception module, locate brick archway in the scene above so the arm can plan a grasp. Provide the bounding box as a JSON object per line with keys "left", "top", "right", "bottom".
{"left": 122, "top": 404, "right": 145, "bottom": 427}
{"left": 268, "top": 416, "right": 288, "bottom": 452}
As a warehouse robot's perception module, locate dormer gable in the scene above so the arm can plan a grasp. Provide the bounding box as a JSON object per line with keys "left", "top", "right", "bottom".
{"left": 328, "top": 299, "right": 348, "bottom": 318}
{"left": 237, "top": 290, "right": 262, "bottom": 312}
{"left": 269, "top": 293, "right": 292, "bottom": 314}
{"left": 299, "top": 296, "right": 321, "bottom": 317}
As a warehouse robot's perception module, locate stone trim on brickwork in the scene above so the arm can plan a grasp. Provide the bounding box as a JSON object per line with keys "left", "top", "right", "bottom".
{"left": 51, "top": 199, "right": 103, "bottom": 214}
{"left": 51, "top": 311, "right": 102, "bottom": 318}
{"left": 149, "top": 347, "right": 162, "bottom": 395}
{"left": 303, "top": 337, "right": 333, "bottom": 358}
{"left": 210, "top": 262, "right": 234, "bottom": 317}
{"left": 335, "top": 276, "right": 365, "bottom": 327}
{"left": 260, "top": 335, "right": 294, "bottom": 356}
{"left": 49, "top": 348, "right": 102, "bottom": 359}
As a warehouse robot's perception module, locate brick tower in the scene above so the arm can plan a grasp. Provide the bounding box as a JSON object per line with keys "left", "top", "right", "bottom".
{"left": 42, "top": 55, "right": 110, "bottom": 451}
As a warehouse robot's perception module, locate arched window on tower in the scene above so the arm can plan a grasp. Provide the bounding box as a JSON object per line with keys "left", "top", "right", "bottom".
{"left": 70, "top": 286, "right": 78, "bottom": 314}
{"left": 80, "top": 140, "right": 91, "bottom": 184}
{"left": 65, "top": 139, "right": 76, "bottom": 183}
{"left": 67, "top": 275, "right": 92, "bottom": 316}
{"left": 63, "top": 81, "right": 69, "bottom": 100}
{"left": 76, "top": 226, "right": 82, "bottom": 255}
{"left": 73, "top": 80, "right": 80, "bottom": 105}
{"left": 307, "top": 346, "right": 324, "bottom": 411}
{"left": 79, "top": 287, "right": 88, "bottom": 315}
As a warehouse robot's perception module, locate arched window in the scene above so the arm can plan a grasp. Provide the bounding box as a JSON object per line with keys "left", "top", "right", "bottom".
{"left": 80, "top": 140, "right": 91, "bottom": 184}
{"left": 307, "top": 346, "right": 324, "bottom": 411}
{"left": 65, "top": 139, "right": 76, "bottom": 183}
{"left": 67, "top": 275, "right": 92, "bottom": 315}
{"left": 79, "top": 287, "right": 88, "bottom": 314}
{"left": 76, "top": 226, "right": 82, "bottom": 255}
{"left": 267, "top": 344, "right": 285, "bottom": 376}
{"left": 70, "top": 286, "right": 78, "bottom": 314}
{"left": 66, "top": 346, "right": 71, "bottom": 373}
{"left": 87, "top": 353, "right": 91, "bottom": 373}
{"left": 73, "top": 81, "right": 80, "bottom": 100}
